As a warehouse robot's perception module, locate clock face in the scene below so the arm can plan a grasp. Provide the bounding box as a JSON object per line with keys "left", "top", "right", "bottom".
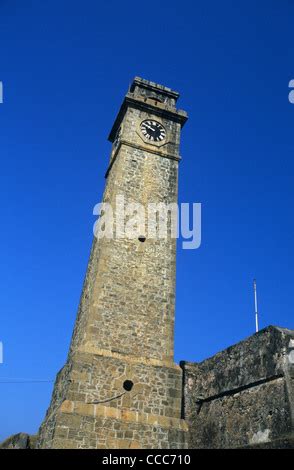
{"left": 140, "top": 120, "right": 166, "bottom": 142}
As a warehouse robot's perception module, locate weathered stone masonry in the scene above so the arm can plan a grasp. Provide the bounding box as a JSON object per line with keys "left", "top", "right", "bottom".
{"left": 182, "top": 326, "right": 294, "bottom": 448}
{"left": 36, "top": 77, "right": 188, "bottom": 449}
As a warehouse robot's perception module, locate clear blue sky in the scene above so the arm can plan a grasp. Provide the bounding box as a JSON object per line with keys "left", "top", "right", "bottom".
{"left": 0, "top": 1, "right": 293, "bottom": 440}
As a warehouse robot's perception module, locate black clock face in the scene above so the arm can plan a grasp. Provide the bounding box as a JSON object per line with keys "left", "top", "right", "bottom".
{"left": 140, "top": 120, "right": 166, "bottom": 142}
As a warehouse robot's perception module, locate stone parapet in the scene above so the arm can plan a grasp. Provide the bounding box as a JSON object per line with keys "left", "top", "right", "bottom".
{"left": 181, "top": 326, "right": 294, "bottom": 448}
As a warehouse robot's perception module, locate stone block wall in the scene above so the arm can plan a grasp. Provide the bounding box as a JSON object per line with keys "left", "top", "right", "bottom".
{"left": 48, "top": 400, "right": 187, "bottom": 449}
{"left": 181, "top": 326, "right": 294, "bottom": 448}
{"left": 37, "top": 350, "right": 187, "bottom": 448}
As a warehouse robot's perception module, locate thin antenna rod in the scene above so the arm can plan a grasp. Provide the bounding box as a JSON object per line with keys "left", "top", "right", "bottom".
{"left": 253, "top": 279, "right": 259, "bottom": 333}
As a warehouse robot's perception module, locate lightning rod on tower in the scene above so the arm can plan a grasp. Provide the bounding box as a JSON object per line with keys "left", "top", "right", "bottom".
{"left": 253, "top": 279, "right": 259, "bottom": 333}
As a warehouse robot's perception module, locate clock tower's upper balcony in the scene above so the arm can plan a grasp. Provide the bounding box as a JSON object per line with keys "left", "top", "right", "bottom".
{"left": 130, "top": 76, "right": 180, "bottom": 109}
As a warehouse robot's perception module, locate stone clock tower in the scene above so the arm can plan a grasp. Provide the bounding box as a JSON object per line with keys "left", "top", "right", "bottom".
{"left": 37, "top": 77, "right": 188, "bottom": 449}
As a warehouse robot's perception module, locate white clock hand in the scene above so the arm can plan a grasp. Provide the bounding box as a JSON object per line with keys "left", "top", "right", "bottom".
{"left": 145, "top": 124, "right": 155, "bottom": 132}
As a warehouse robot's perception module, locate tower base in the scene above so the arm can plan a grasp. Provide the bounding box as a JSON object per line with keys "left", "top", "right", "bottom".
{"left": 39, "top": 400, "right": 187, "bottom": 449}
{"left": 37, "top": 347, "right": 188, "bottom": 449}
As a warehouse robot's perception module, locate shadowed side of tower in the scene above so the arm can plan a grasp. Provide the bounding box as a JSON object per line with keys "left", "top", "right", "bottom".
{"left": 37, "top": 77, "right": 188, "bottom": 449}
